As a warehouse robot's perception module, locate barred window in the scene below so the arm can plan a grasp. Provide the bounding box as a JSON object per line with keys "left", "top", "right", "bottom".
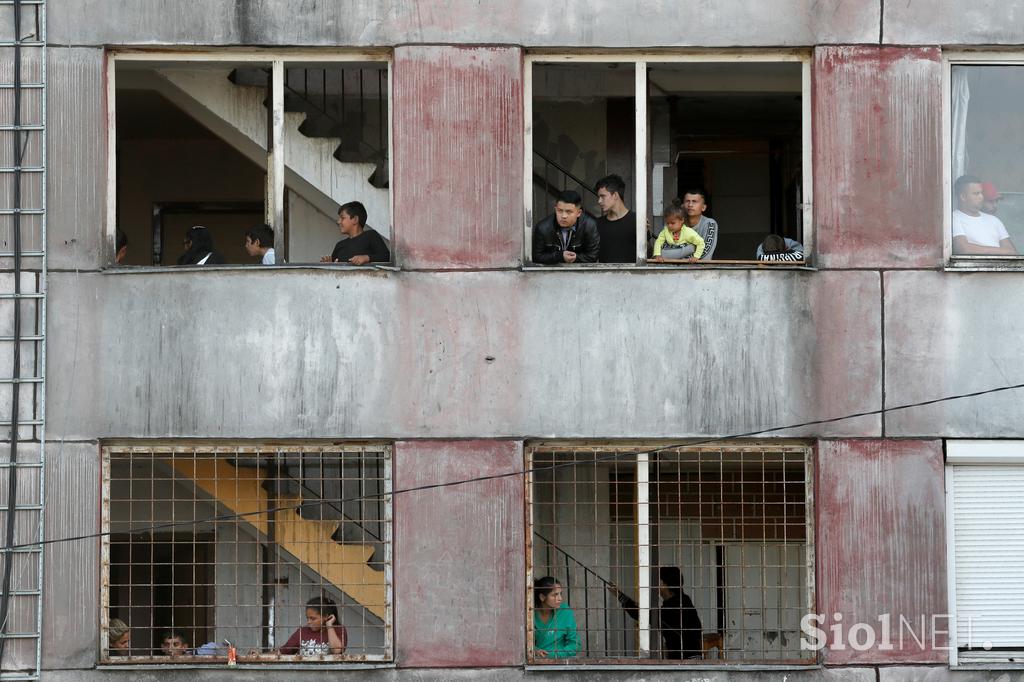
{"left": 101, "top": 444, "right": 392, "bottom": 663}
{"left": 527, "top": 443, "right": 813, "bottom": 664}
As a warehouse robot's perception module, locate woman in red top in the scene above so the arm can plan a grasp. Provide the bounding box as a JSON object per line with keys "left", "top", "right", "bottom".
{"left": 279, "top": 596, "right": 347, "bottom": 656}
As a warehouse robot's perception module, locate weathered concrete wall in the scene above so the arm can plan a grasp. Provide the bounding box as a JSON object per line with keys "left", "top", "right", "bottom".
{"left": 47, "top": 47, "right": 106, "bottom": 272}
{"left": 41, "top": 442, "right": 100, "bottom": 670}
{"left": 884, "top": 271, "right": 1024, "bottom": 437}
{"left": 392, "top": 47, "right": 522, "bottom": 269}
{"left": 394, "top": 440, "right": 524, "bottom": 666}
{"left": 45, "top": 269, "right": 882, "bottom": 440}
{"left": 816, "top": 440, "right": 947, "bottom": 664}
{"left": 49, "top": 1, "right": 880, "bottom": 48}
{"left": 884, "top": 0, "right": 1024, "bottom": 45}
{"left": 813, "top": 47, "right": 943, "bottom": 269}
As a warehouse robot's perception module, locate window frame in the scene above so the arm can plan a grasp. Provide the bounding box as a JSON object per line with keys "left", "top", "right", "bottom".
{"left": 523, "top": 51, "right": 813, "bottom": 268}
{"left": 942, "top": 51, "right": 1024, "bottom": 269}
{"left": 99, "top": 441, "right": 395, "bottom": 666}
{"left": 524, "top": 439, "right": 817, "bottom": 667}
{"left": 945, "top": 439, "right": 1024, "bottom": 667}
{"left": 105, "top": 49, "right": 394, "bottom": 269}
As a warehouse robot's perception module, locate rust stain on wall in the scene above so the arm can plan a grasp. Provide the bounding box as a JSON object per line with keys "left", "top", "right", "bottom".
{"left": 816, "top": 439, "right": 947, "bottom": 664}
{"left": 393, "top": 440, "right": 525, "bottom": 667}
{"left": 814, "top": 46, "right": 943, "bottom": 269}
{"left": 393, "top": 46, "right": 523, "bottom": 269}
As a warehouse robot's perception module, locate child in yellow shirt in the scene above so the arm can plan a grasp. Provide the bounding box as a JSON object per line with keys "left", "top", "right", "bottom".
{"left": 653, "top": 201, "right": 705, "bottom": 261}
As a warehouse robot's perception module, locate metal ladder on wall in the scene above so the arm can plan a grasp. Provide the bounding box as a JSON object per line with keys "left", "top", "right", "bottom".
{"left": 0, "top": 0, "right": 45, "bottom": 679}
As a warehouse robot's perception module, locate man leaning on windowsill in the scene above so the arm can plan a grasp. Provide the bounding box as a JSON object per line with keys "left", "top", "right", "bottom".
{"left": 952, "top": 174, "right": 1018, "bottom": 256}
{"left": 532, "top": 190, "right": 600, "bottom": 265}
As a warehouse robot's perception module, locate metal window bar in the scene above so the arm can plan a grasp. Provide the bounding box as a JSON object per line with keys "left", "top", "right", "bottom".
{"left": 526, "top": 443, "right": 813, "bottom": 665}
{"left": 100, "top": 444, "right": 393, "bottom": 664}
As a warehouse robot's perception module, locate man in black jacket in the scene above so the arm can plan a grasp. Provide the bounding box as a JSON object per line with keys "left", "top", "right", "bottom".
{"left": 608, "top": 566, "right": 704, "bottom": 659}
{"left": 532, "top": 190, "right": 600, "bottom": 264}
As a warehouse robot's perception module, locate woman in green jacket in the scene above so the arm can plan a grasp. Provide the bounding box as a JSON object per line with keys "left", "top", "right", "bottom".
{"left": 533, "top": 576, "right": 580, "bottom": 659}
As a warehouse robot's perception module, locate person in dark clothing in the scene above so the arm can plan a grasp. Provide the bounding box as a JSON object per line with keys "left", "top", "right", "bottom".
{"left": 177, "top": 225, "right": 225, "bottom": 265}
{"left": 321, "top": 201, "right": 391, "bottom": 264}
{"left": 608, "top": 566, "right": 703, "bottom": 659}
{"left": 594, "top": 174, "right": 638, "bottom": 263}
{"left": 532, "top": 190, "right": 600, "bottom": 264}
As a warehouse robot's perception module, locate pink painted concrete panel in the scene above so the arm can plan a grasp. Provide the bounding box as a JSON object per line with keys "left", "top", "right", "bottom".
{"left": 393, "top": 47, "right": 523, "bottom": 269}
{"left": 814, "top": 47, "right": 943, "bottom": 269}
{"left": 394, "top": 440, "right": 525, "bottom": 667}
{"left": 816, "top": 439, "right": 947, "bottom": 664}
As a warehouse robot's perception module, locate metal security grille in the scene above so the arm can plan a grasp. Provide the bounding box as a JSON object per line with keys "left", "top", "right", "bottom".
{"left": 527, "top": 443, "right": 813, "bottom": 664}
{"left": 0, "top": 0, "right": 45, "bottom": 679}
{"left": 101, "top": 444, "right": 392, "bottom": 663}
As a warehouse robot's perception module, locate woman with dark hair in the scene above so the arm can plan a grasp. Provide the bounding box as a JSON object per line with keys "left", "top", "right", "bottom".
{"left": 532, "top": 576, "right": 579, "bottom": 659}
{"left": 177, "top": 225, "right": 225, "bottom": 265}
{"left": 279, "top": 596, "right": 347, "bottom": 656}
{"left": 608, "top": 566, "right": 703, "bottom": 659}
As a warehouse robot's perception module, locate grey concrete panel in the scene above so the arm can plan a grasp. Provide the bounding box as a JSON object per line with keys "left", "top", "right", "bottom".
{"left": 879, "top": 667, "right": 1024, "bottom": 682}
{"left": 47, "top": 48, "right": 107, "bottom": 271}
{"left": 884, "top": 271, "right": 1024, "bottom": 437}
{"left": 47, "top": 268, "right": 881, "bottom": 440}
{"left": 42, "top": 441, "right": 100, "bottom": 670}
{"left": 40, "top": 665, "right": 880, "bottom": 681}
{"left": 49, "top": 0, "right": 879, "bottom": 47}
{"left": 884, "top": 1, "right": 1024, "bottom": 45}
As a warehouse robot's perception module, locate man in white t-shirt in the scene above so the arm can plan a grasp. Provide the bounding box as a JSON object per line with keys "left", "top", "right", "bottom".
{"left": 952, "top": 175, "right": 1017, "bottom": 255}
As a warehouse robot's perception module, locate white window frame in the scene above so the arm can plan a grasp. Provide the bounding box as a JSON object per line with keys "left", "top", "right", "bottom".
{"left": 524, "top": 440, "right": 816, "bottom": 666}
{"left": 523, "top": 51, "right": 813, "bottom": 267}
{"left": 945, "top": 439, "right": 1024, "bottom": 666}
{"left": 105, "top": 49, "right": 393, "bottom": 267}
{"left": 942, "top": 51, "right": 1024, "bottom": 269}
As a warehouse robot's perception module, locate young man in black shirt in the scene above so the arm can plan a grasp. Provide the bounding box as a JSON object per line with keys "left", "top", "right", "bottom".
{"left": 594, "top": 174, "right": 637, "bottom": 263}
{"left": 321, "top": 201, "right": 391, "bottom": 264}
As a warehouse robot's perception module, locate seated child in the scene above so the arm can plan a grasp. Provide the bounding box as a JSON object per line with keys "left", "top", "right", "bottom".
{"left": 108, "top": 618, "right": 130, "bottom": 654}
{"left": 653, "top": 201, "right": 705, "bottom": 261}
{"left": 756, "top": 234, "right": 804, "bottom": 261}
{"left": 279, "top": 596, "right": 347, "bottom": 656}
{"left": 244, "top": 224, "right": 277, "bottom": 265}
{"left": 160, "top": 629, "right": 192, "bottom": 657}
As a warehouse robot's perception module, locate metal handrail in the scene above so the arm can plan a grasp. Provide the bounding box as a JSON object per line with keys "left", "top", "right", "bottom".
{"left": 533, "top": 150, "right": 599, "bottom": 198}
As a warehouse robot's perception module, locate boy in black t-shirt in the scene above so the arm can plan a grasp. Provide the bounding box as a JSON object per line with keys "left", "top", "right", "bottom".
{"left": 321, "top": 201, "right": 391, "bottom": 265}
{"left": 594, "top": 174, "right": 639, "bottom": 263}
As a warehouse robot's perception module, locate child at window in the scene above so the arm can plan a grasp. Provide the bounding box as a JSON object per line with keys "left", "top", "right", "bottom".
{"left": 653, "top": 200, "right": 705, "bottom": 262}
{"left": 533, "top": 576, "right": 579, "bottom": 659}
{"left": 279, "top": 596, "right": 347, "bottom": 656}
{"left": 756, "top": 234, "right": 804, "bottom": 261}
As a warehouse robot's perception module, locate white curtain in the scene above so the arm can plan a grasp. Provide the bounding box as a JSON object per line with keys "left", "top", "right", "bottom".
{"left": 951, "top": 67, "right": 971, "bottom": 181}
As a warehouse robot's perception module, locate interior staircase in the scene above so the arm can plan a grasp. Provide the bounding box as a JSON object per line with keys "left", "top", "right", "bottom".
{"left": 169, "top": 458, "right": 386, "bottom": 621}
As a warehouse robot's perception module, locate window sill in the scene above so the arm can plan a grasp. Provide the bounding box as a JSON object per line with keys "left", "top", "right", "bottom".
{"left": 97, "top": 662, "right": 395, "bottom": 670}
{"left": 946, "top": 257, "right": 1024, "bottom": 272}
{"left": 522, "top": 261, "right": 815, "bottom": 272}
{"left": 525, "top": 662, "right": 820, "bottom": 671}
{"left": 102, "top": 263, "right": 399, "bottom": 274}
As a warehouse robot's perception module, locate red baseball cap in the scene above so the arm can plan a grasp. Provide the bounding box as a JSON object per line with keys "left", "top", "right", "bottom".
{"left": 981, "top": 182, "right": 1001, "bottom": 202}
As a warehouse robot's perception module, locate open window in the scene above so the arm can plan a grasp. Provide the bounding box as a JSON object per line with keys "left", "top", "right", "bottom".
{"left": 110, "top": 54, "right": 391, "bottom": 267}
{"left": 526, "top": 55, "right": 810, "bottom": 266}
{"left": 946, "top": 58, "right": 1024, "bottom": 265}
{"left": 101, "top": 444, "right": 392, "bottom": 663}
{"left": 526, "top": 442, "right": 814, "bottom": 665}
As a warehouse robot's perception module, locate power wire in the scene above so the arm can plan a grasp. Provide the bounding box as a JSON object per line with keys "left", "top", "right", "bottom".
{"left": 4, "top": 377, "right": 1023, "bottom": 553}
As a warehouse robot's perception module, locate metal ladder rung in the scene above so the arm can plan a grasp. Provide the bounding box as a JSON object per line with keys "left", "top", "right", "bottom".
{"left": 0, "top": 167, "right": 43, "bottom": 173}
{"left": 0, "top": 633, "right": 41, "bottom": 640}
{"left": 0, "top": 590, "right": 40, "bottom": 598}
{"left": 0, "top": 505, "right": 43, "bottom": 512}
{"left": 0, "top": 378, "right": 43, "bottom": 384}
{"left": 0, "top": 463, "right": 41, "bottom": 469}
{"left": 0, "top": 336, "right": 42, "bottom": 342}
{"left": 0, "top": 253, "right": 45, "bottom": 258}
{"left": 0, "top": 419, "right": 42, "bottom": 426}
{"left": 0, "top": 209, "right": 44, "bottom": 215}
{"left": 0, "top": 85, "right": 44, "bottom": 90}
{"left": 0, "top": 42, "right": 44, "bottom": 47}
{"left": 0, "top": 294, "right": 43, "bottom": 300}
{"left": 0, "top": 125, "right": 43, "bottom": 131}
{"left": 0, "top": 546, "right": 41, "bottom": 554}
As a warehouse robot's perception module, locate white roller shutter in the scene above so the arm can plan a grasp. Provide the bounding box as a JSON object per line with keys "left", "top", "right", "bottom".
{"left": 948, "top": 462, "right": 1024, "bottom": 664}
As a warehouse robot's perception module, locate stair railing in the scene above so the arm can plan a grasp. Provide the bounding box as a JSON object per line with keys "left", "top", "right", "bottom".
{"left": 533, "top": 531, "right": 629, "bottom": 658}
